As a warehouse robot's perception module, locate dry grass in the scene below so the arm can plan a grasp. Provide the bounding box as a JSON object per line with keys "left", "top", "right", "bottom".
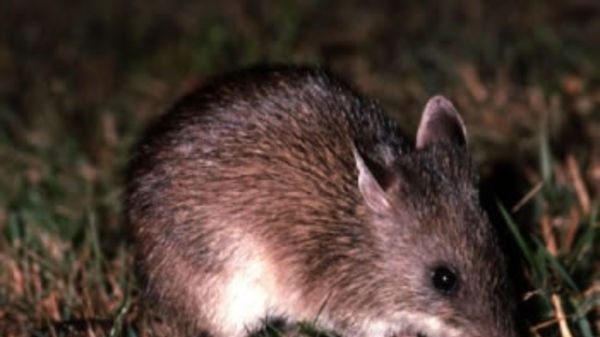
{"left": 0, "top": 1, "right": 598, "bottom": 336}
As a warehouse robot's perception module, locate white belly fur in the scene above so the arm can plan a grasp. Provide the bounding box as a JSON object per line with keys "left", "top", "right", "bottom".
{"left": 213, "top": 238, "right": 283, "bottom": 337}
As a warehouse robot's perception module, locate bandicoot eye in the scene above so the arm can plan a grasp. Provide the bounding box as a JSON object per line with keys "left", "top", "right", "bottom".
{"left": 431, "top": 265, "right": 460, "bottom": 295}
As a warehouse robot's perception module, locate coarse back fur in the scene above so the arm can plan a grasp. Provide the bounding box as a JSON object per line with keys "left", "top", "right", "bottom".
{"left": 127, "top": 66, "right": 518, "bottom": 337}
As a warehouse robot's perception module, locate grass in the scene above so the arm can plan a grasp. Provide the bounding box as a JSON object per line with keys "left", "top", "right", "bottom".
{"left": 0, "top": 1, "right": 599, "bottom": 336}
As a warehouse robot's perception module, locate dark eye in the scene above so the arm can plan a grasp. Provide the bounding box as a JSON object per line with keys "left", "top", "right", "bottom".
{"left": 431, "top": 265, "right": 459, "bottom": 295}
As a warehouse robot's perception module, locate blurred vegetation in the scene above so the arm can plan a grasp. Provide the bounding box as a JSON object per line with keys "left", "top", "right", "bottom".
{"left": 0, "top": 0, "right": 598, "bottom": 336}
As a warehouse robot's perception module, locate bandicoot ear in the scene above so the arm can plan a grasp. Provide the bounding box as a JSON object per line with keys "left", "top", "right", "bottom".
{"left": 416, "top": 95, "right": 467, "bottom": 150}
{"left": 352, "top": 144, "right": 398, "bottom": 215}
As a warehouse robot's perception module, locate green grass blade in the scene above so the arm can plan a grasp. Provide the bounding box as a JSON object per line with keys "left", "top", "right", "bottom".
{"left": 532, "top": 237, "right": 580, "bottom": 292}
{"left": 498, "top": 203, "right": 539, "bottom": 277}
{"left": 574, "top": 304, "right": 595, "bottom": 337}
{"left": 566, "top": 206, "right": 597, "bottom": 269}
{"left": 539, "top": 131, "right": 553, "bottom": 184}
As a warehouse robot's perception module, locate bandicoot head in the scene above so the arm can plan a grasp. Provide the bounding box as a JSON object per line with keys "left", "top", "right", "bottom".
{"left": 351, "top": 96, "right": 517, "bottom": 337}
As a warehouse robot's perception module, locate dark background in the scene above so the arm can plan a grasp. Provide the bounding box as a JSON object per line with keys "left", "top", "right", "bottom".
{"left": 0, "top": 1, "right": 598, "bottom": 336}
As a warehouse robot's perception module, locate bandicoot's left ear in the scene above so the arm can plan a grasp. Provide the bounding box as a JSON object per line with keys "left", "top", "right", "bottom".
{"left": 416, "top": 95, "right": 467, "bottom": 150}
{"left": 352, "top": 144, "right": 401, "bottom": 215}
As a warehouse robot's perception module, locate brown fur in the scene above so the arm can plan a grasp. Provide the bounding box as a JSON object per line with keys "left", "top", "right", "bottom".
{"left": 126, "top": 65, "right": 518, "bottom": 337}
